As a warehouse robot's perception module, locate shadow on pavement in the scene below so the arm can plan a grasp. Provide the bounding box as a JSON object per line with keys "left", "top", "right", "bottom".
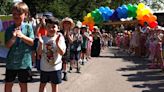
{"left": 109, "top": 47, "right": 164, "bottom": 92}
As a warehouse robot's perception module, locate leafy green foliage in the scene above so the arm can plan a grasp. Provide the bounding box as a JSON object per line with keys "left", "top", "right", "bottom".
{"left": 0, "top": 0, "right": 13, "bottom": 15}
{"left": 1, "top": 0, "right": 139, "bottom": 21}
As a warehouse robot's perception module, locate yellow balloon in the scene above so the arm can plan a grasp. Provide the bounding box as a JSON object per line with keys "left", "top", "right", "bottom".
{"left": 88, "top": 17, "right": 94, "bottom": 22}
{"left": 87, "top": 13, "right": 92, "bottom": 17}
{"left": 138, "top": 3, "right": 145, "bottom": 9}
{"left": 136, "top": 9, "right": 144, "bottom": 17}
{"left": 142, "top": 8, "right": 150, "bottom": 16}
{"left": 83, "top": 16, "right": 89, "bottom": 23}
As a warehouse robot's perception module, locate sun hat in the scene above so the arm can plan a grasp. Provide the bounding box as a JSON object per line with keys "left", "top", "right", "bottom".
{"left": 60, "top": 17, "right": 75, "bottom": 29}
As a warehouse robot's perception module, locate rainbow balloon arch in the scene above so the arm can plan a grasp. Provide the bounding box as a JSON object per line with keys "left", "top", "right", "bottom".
{"left": 82, "top": 3, "right": 158, "bottom": 31}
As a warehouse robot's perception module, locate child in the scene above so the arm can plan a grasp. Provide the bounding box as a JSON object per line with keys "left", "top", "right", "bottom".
{"left": 60, "top": 17, "right": 74, "bottom": 81}
{"left": 69, "top": 26, "right": 82, "bottom": 73}
{"left": 4, "top": 2, "right": 34, "bottom": 92}
{"left": 37, "top": 16, "right": 66, "bottom": 92}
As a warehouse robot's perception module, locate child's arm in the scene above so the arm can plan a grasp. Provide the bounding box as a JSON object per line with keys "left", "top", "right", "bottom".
{"left": 16, "top": 30, "right": 34, "bottom": 46}
{"left": 56, "top": 35, "right": 66, "bottom": 55}
{"left": 37, "top": 36, "right": 43, "bottom": 56}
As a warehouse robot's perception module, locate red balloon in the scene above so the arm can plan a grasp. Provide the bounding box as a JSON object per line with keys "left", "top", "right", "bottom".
{"left": 149, "top": 21, "right": 158, "bottom": 28}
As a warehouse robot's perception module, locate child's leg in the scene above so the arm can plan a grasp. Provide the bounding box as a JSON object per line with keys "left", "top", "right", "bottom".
{"left": 39, "top": 83, "right": 46, "bottom": 92}
{"left": 51, "top": 83, "right": 58, "bottom": 92}
{"left": 19, "top": 83, "right": 27, "bottom": 92}
{"left": 5, "top": 82, "right": 13, "bottom": 92}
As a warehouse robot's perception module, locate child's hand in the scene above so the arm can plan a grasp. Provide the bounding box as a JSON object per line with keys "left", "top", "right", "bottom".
{"left": 12, "top": 28, "right": 18, "bottom": 37}
{"left": 16, "top": 28, "right": 24, "bottom": 38}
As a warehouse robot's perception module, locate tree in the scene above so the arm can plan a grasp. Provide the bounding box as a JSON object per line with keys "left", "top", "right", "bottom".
{"left": 0, "top": 0, "right": 13, "bottom": 15}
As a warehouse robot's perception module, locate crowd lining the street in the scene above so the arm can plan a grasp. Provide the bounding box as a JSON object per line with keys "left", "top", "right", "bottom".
{"left": 2, "top": 1, "right": 164, "bottom": 92}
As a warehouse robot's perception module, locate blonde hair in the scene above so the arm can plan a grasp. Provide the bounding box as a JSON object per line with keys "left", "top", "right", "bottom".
{"left": 12, "top": 2, "right": 29, "bottom": 15}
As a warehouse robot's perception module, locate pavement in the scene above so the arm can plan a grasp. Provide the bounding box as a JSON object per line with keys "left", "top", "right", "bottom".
{"left": 0, "top": 47, "right": 164, "bottom": 92}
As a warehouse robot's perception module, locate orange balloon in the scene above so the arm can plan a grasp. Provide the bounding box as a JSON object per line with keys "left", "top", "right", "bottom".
{"left": 139, "top": 20, "right": 145, "bottom": 26}
{"left": 143, "top": 14, "right": 150, "bottom": 22}
{"left": 150, "top": 15, "right": 157, "bottom": 22}
{"left": 82, "top": 21, "right": 87, "bottom": 25}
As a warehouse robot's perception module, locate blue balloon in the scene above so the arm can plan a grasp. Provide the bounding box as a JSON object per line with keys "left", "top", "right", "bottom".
{"left": 99, "top": 7, "right": 105, "bottom": 13}
{"left": 116, "top": 7, "right": 122, "bottom": 13}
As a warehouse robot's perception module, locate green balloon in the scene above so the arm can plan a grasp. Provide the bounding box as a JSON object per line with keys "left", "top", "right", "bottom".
{"left": 91, "top": 11, "right": 97, "bottom": 18}
{"left": 132, "top": 13, "right": 137, "bottom": 18}
{"left": 128, "top": 10, "right": 133, "bottom": 17}
{"left": 127, "top": 4, "right": 133, "bottom": 10}
{"left": 132, "top": 5, "right": 137, "bottom": 11}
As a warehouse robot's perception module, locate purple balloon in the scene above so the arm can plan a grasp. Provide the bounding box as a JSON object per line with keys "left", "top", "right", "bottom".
{"left": 110, "top": 11, "right": 119, "bottom": 21}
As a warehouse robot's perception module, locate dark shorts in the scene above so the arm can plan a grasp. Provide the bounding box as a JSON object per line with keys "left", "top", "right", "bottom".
{"left": 81, "top": 48, "right": 86, "bottom": 53}
{"left": 70, "top": 51, "right": 81, "bottom": 61}
{"left": 5, "top": 69, "right": 32, "bottom": 83}
{"left": 40, "top": 70, "right": 62, "bottom": 84}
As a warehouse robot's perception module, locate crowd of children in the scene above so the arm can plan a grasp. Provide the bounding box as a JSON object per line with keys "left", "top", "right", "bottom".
{"left": 114, "top": 23, "right": 164, "bottom": 71}
{"left": 6, "top": 1, "right": 164, "bottom": 92}
{"left": 3, "top": 2, "right": 107, "bottom": 92}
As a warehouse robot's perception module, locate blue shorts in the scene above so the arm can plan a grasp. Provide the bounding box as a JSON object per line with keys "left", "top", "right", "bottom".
{"left": 40, "top": 70, "right": 62, "bottom": 84}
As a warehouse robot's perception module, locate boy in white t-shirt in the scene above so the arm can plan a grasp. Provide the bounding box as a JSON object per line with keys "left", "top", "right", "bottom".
{"left": 37, "top": 16, "right": 66, "bottom": 92}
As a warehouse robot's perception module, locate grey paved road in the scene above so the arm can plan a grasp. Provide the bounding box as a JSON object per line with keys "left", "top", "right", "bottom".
{"left": 0, "top": 47, "right": 164, "bottom": 92}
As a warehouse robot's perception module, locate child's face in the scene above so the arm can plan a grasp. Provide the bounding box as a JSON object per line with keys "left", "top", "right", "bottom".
{"left": 46, "top": 23, "right": 58, "bottom": 36}
{"left": 63, "top": 21, "right": 71, "bottom": 30}
{"left": 12, "top": 9, "right": 26, "bottom": 25}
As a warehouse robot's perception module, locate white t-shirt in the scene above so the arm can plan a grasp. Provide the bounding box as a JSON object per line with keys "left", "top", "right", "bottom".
{"left": 0, "top": 19, "right": 3, "bottom": 31}
{"left": 40, "top": 34, "right": 66, "bottom": 71}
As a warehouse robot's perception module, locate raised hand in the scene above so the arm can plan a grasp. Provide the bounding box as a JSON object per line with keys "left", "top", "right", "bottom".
{"left": 15, "top": 27, "right": 24, "bottom": 38}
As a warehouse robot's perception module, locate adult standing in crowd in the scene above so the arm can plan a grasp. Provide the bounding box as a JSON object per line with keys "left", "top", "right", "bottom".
{"left": 60, "top": 17, "right": 74, "bottom": 81}
{"left": 91, "top": 26, "right": 101, "bottom": 57}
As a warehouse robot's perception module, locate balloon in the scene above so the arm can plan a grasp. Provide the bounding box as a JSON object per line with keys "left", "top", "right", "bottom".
{"left": 139, "top": 20, "right": 145, "bottom": 26}
{"left": 82, "top": 21, "right": 87, "bottom": 25}
{"left": 99, "top": 7, "right": 105, "bottom": 13}
{"left": 142, "top": 8, "right": 150, "bottom": 16}
{"left": 143, "top": 14, "right": 150, "bottom": 21}
{"left": 149, "top": 21, "right": 158, "bottom": 28}
{"left": 127, "top": 4, "right": 133, "bottom": 10}
{"left": 138, "top": 3, "right": 145, "bottom": 9}
{"left": 149, "top": 15, "right": 157, "bottom": 23}
{"left": 110, "top": 10, "right": 119, "bottom": 21}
